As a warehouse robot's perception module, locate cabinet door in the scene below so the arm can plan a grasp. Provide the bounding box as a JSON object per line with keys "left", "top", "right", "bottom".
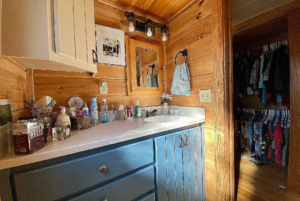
{"left": 53, "top": 0, "right": 76, "bottom": 59}
{"left": 53, "top": 0, "right": 95, "bottom": 64}
{"left": 155, "top": 126, "right": 205, "bottom": 201}
{"left": 85, "top": 0, "right": 96, "bottom": 65}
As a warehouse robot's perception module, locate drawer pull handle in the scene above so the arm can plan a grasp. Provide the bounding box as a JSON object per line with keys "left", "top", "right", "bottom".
{"left": 178, "top": 135, "right": 184, "bottom": 148}
{"left": 99, "top": 165, "right": 108, "bottom": 173}
{"left": 184, "top": 134, "right": 189, "bottom": 146}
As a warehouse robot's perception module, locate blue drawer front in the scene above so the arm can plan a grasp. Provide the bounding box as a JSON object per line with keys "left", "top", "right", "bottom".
{"left": 70, "top": 166, "right": 155, "bottom": 201}
{"left": 13, "top": 139, "right": 154, "bottom": 201}
{"left": 138, "top": 193, "right": 156, "bottom": 201}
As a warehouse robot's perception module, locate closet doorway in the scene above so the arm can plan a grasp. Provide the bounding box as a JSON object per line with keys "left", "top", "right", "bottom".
{"left": 232, "top": 11, "right": 300, "bottom": 200}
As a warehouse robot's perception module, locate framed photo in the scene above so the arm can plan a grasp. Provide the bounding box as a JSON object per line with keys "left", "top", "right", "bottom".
{"left": 96, "top": 25, "right": 126, "bottom": 66}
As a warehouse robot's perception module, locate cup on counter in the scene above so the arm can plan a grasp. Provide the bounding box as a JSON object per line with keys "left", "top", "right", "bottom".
{"left": 175, "top": 110, "right": 179, "bottom": 116}
{"left": 170, "top": 110, "right": 174, "bottom": 115}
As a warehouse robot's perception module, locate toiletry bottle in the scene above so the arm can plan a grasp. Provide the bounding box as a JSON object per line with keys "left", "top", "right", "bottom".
{"left": 111, "top": 103, "right": 116, "bottom": 122}
{"left": 101, "top": 99, "right": 109, "bottom": 123}
{"left": 82, "top": 102, "right": 89, "bottom": 115}
{"left": 56, "top": 107, "right": 71, "bottom": 138}
{"left": 134, "top": 101, "right": 142, "bottom": 118}
{"left": 90, "top": 97, "right": 99, "bottom": 125}
{"left": 57, "top": 107, "right": 71, "bottom": 126}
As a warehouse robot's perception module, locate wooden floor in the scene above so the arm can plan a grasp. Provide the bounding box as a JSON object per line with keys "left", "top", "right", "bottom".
{"left": 235, "top": 151, "right": 300, "bottom": 201}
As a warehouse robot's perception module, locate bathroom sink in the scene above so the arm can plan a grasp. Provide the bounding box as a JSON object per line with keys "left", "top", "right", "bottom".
{"left": 144, "top": 115, "right": 193, "bottom": 123}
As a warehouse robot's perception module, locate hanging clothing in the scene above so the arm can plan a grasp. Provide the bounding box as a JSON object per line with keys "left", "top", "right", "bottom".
{"left": 146, "top": 65, "right": 157, "bottom": 87}
{"left": 171, "top": 62, "right": 191, "bottom": 96}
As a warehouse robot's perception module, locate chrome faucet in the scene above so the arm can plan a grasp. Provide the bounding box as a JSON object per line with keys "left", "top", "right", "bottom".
{"left": 145, "top": 109, "right": 158, "bottom": 117}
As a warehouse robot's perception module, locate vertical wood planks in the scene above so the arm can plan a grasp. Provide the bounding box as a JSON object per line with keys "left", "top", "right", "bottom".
{"left": 189, "top": 128, "right": 197, "bottom": 201}
{"left": 182, "top": 130, "right": 190, "bottom": 201}
{"left": 166, "top": 134, "right": 176, "bottom": 201}
{"left": 195, "top": 126, "right": 205, "bottom": 201}
{"left": 174, "top": 132, "right": 184, "bottom": 201}
{"left": 155, "top": 136, "right": 168, "bottom": 201}
{"left": 155, "top": 126, "right": 205, "bottom": 201}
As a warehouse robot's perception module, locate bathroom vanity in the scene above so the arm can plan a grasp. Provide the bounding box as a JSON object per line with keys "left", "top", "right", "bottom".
{"left": 0, "top": 107, "right": 205, "bottom": 201}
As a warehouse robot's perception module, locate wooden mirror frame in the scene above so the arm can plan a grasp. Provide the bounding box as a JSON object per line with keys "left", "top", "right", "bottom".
{"left": 127, "top": 38, "right": 164, "bottom": 96}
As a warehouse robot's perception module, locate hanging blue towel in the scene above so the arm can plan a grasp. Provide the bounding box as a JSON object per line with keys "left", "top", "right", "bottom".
{"left": 171, "top": 62, "right": 191, "bottom": 96}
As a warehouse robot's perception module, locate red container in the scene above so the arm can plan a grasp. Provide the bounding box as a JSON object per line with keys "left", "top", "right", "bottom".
{"left": 12, "top": 122, "right": 45, "bottom": 155}
{"left": 126, "top": 105, "right": 133, "bottom": 120}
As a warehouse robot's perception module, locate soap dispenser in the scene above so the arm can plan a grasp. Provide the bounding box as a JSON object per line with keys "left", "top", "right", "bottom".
{"left": 57, "top": 107, "right": 71, "bottom": 126}
{"left": 134, "top": 101, "right": 142, "bottom": 118}
{"left": 56, "top": 107, "right": 71, "bottom": 139}
{"left": 82, "top": 102, "right": 89, "bottom": 115}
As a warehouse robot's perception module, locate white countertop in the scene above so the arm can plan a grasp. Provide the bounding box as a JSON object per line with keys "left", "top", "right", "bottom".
{"left": 0, "top": 115, "right": 205, "bottom": 170}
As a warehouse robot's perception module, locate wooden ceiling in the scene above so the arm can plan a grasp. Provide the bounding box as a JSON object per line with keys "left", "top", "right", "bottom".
{"left": 95, "top": 0, "right": 198, "bottom": 23}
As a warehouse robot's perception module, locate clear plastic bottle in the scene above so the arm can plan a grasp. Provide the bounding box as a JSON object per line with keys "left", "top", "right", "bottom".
{"left": 134, "top": 101, "right": 142, "bottom": 118}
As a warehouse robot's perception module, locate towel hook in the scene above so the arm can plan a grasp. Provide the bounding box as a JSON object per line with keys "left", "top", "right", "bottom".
{"left": 175, "top": 49, "right": 188, "bottom": 65}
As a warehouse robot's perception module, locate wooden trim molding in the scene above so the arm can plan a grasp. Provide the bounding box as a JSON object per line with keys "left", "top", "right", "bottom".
{"left": 287, "top": 8, "right": 300, "bottom": 194}
{"left": 212, "top": 0, "right": 234, "bottom": 200}
{"left": 232, "top": 1, "right": 300, "bottom": 34}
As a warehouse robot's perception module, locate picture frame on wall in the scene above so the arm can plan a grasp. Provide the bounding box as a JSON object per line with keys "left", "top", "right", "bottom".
{"left": 96, "top": 25, "right": 126, "bottom": 66}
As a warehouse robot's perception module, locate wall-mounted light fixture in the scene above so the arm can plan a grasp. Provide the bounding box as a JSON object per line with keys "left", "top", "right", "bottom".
{"left": 126, "top": 12, "right": 136, "bottom": 33}
{"left": 125, "top": 11, "right": 169, "bottom": 42}
{"left": 161, "top": 25, "right": 169, "bottom": 42}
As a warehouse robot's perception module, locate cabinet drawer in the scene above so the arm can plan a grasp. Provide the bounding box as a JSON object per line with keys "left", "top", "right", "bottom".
{"left": 138, "top": 193, "right": 156, "bottom": 201}
{"left": 70, "top": 166, "right": 155, "bottom": 201}
{"left": 13, "top": 139, "right": 154, "bottom": 201}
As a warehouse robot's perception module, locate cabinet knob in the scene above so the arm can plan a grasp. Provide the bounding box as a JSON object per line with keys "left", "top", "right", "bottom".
{"left": 99, "top": 165, "right": 108, "bottom": 173}
{"left": 178, "top": 135, "right": 184, "bottom": 148}
{"left": 184, "top": 134, "right": 189, "bottom": 146}
{"left": 102, "top": 199, "right": 108, "bottom": 201}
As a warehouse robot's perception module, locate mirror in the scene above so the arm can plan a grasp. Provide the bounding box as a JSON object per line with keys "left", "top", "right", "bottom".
{"left": 135, "top": 46, "right": 159, "bottom": 87}
{"left": 128, "top": 38, "right": 163, "bottom": 96}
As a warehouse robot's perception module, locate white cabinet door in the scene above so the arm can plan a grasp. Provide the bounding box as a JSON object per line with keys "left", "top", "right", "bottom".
{"left": 53, "top": 0, "right": 76, "bottom": 59}
{"left": 53, "top": 0, "right": 96, "bottom": 64}
{"left": 85, "top": 0, "right": 96, "bottom": 65}
{"left": 74, "top": 0, "right": 88, "bottom": 63}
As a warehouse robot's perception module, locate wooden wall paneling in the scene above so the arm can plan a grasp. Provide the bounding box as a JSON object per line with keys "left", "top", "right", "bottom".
{"left": 232, "top": 0, "right": 300, "bottom": 33}
{"left": 94, "top": 0, "right": 163, "bottom": 23}
{"left": 287, "top": 9, "right": 300, "bottom": 194}
{"left": 212, "top": 0, "right": 234, "bottom": 200}
{"left": 168, "top": 0, "right": 212, "bottom": 39}
{"left": 166, "top": 14, "right": 212, "bottom": 54}
{"left": 26, "top": 69, "right": 35, "bottom": 101}
{"left": 94, "top": 1, "right": 163, "bottom": 42}
{"left": 0, "top": 57, "right": 30, "bottom": 121}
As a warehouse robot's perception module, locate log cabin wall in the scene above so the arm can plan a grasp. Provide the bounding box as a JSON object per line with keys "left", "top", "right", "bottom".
{"left": 0, "top": 57, "right": 30, "bottom": 121}
{"left": 32, "top": 1, "right": 164, "bottom": 111}
{"left": 165, "top": 0, "right": 216, "bottom": 200}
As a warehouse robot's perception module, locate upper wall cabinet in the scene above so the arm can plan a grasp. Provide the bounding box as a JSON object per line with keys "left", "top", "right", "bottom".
{"left": 1, "top": 0, "right": 97, "bottom": 74}
{"left": 127, "top": 38, "right": 164, "bottom": 96}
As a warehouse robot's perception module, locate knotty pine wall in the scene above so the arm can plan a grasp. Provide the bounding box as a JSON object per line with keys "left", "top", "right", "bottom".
{"left": 32, "top": 2, "right": 164, "bottom": 111}
{"left": 165, "top": 0, "right": 216, "bottom": 200}
{"left": 0, "top": 56, "right": 30, "bottom": 121}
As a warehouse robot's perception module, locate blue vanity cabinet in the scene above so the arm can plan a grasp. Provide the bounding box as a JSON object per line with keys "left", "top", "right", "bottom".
{"left": 12, "top": 139, "right": 154, "bottom": 201}
{"left": 155, "top": 126, "right": 205, "bottom": 201}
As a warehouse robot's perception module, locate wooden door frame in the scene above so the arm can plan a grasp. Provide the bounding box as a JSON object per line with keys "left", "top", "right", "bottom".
{"left": 212, "top": 0, "right": 235, "bottom": 200}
